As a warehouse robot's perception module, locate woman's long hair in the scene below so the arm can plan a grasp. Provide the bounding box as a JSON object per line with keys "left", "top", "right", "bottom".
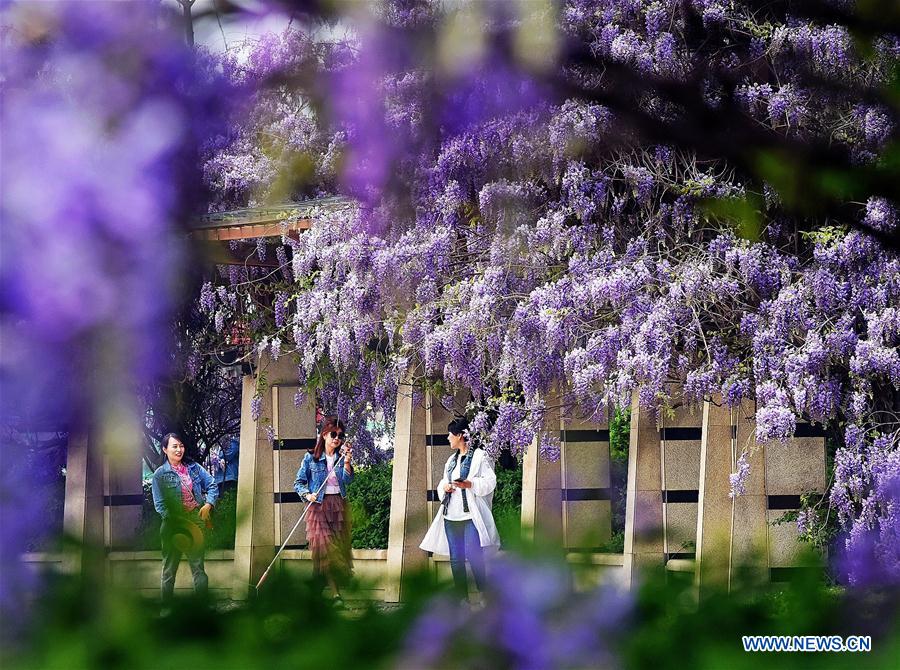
{"left": 312, "top": 416, "right": 345, "bottom": 461}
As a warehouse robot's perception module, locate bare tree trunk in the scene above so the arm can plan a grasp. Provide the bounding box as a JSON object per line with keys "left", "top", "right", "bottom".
{"left": 179, "top": 0, "right": 195, "bottom": 48}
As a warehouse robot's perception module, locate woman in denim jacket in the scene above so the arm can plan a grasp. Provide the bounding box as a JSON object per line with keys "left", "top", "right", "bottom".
{"left": 293, "top": 415, "right": 354, "bottom": 603}
{"left": 151, "top": 432, "right": 219, "bottom": 604}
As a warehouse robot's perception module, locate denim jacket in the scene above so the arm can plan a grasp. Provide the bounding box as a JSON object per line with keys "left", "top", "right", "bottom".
{"left": 151, "top": 461, "right": 219, "bottom": 518}
{"left": 293, "top": 451, "right": 354, "bottom": 503}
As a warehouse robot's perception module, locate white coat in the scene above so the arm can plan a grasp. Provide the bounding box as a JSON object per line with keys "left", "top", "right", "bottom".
{"left": 419, "top": 448, "right": 501, "bottom": 556}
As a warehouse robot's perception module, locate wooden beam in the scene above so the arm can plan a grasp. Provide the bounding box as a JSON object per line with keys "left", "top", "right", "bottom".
{"left": 189, "top": 218, "right": 313, "bottom": 241}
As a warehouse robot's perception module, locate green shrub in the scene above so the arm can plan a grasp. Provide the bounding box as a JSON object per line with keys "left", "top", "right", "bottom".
{"left": 347, "top": 461, "right": 392, "bottom": 549}
{"left": 609, "top": 407, "right": 630, "bottom": 467}
{"left": 596, "top": 529, "right": 625, "bottom": 554}
{"left": 493, "top": 462, "right": 523, "bottom": 547}
{"left": 609, "top": 408, "right": 630, "bottom": 541}
{"left": 206, "top": 487, "right": 237, "bottom": 550}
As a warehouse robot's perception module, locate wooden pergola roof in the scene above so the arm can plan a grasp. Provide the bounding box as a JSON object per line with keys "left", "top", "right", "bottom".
{"left": 189, "top": 196, "right": 354, "bottom": 241}
{"left": 189, "top": 196, "right": 354, "bottom": 266}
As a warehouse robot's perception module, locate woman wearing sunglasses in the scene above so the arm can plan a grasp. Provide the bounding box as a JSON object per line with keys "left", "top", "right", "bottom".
{"left": 293, "top": 415, "right": 354, "bottom": 604}
{"left": 420, "top": 416, "right": 500, "bottom": 603}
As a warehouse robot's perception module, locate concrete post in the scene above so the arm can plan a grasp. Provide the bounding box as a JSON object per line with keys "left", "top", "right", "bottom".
{"left": 730, "top": 400, "right": 769, "bottom": 588}
{"left": 764, "top": 417, "right": 827, "bottom": 580}
{"left": 105, "top": 444, "right": 144, "bottom": 550}
{"left": 231, "top": 369, "right": 271, "bottom": 599}
{"left": 696, "top": 399, "right": 827, "bottom": 595}
{"left": 62, "top": 431, "right": 104, "bottom": 575}
{"left": 521, "top": 400, "right": 563, "bottom": 546}
{"left": 695, "top": 399, "right": 736, "bottom": 595}
{"left": 384, "top": 383, "right": 429, "bottom": 602}
{"left": 659, "top": 401, "right": 704, "bottom": 564}
{"left": 560, "top": 412, "right": 612, "bottom": 550}
{"left": 623, "top": 394, "right": 664, "bottom": 587}
{"left": 233, "top": 353, "right": 314, "bottom": 598}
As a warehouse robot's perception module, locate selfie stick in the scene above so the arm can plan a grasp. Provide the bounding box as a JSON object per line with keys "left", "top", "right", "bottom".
{"left": 255, "top": 445, "right": 349, "bottom": 591}
{"left": 255, "top": 473, "right": 329, "bottom": 591}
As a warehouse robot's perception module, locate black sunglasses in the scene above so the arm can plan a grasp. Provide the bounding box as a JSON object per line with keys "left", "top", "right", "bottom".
{"left": 328, "top": 431, "right": 345, "bottom": 440}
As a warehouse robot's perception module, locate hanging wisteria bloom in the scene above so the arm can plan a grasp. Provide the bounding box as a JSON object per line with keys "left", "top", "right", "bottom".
{"left": 729, "top": 453, "right": 751, "bottom": 499}
{"left": 192, "top": 0, "right": 899, "bottom": 583}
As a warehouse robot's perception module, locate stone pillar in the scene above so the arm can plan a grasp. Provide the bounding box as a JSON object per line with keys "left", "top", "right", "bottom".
{"left": 730, "top": 401, "right": 769, "bottom": 587}
{"left": 560, "top": 412, "right": 611, "bottom": 550}
{"left": 271, "top": 386, "right": 317, "bottom": 552}
{"left": 659, "top": 402, "right": 703, "bottom": 564}
{"left": 696, "top": 400, "right": 826, "bottom": 595}
{"left": 695, "top": 399, "right": 736, "bottom": 595}
{"left": 522, "top": 400, "right": 563, "bottom": 546}
{"left": 765, "top": 419, "right": 827, "bottom": 580}
{"left": 232, "top": 354, "right": 309, "bottom": 598}
{"left": 231, "top": 368, "right": 270, "bottom": 598}
{"left": 105, "top": 445, "right": 144, "bottom": 550}
{"left": 62, "top": 431, "right": 104, "bottom": 575}
{"left": 622, "top": 395, "right": 664, "bottom": 587}
{"left": 384, "top": 383, "right": 429, "bottom": 602}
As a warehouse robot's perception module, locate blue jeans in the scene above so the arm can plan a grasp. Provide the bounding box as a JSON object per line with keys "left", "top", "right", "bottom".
{"left": 444, "top": 519, "right": 486, "bottom": 599}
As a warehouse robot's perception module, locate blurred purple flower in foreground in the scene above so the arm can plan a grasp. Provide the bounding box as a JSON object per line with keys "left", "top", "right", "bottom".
{"left": 836, "top": 448, "right": 900, "bottom": 588}
{"left": 0, "top": 0, "right": 229, "bottom": 624}
{"left": 399, "top": 556, "right": 632, "bottom": 669}
{"left": 1, "top": 0, "right": 225, "bottom": 418}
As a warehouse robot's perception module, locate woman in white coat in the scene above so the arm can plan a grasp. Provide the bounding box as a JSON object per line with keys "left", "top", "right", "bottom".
{"left": 420, "top": 417, "right": 500, "bottom": 600}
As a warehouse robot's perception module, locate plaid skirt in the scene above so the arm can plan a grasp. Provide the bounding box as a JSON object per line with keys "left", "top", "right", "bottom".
{"left": 306, "top": 493, "right": 353, "bottom": 580}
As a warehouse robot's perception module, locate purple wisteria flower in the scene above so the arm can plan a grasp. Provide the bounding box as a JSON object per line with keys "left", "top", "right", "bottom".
{"left": 192, "top": 0, "right": 900, "bottom": 580}
{"left": 539, "top": 434, "right": 562, "bottom": 463}
{"left": 200, "top": 281, "right": 217, "bottom": 313}
{"left": 729, "top": 452, "right": 751, "bottom": 498}
{"left": 863, "top": 197, "right": 897, "bottom": 233}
